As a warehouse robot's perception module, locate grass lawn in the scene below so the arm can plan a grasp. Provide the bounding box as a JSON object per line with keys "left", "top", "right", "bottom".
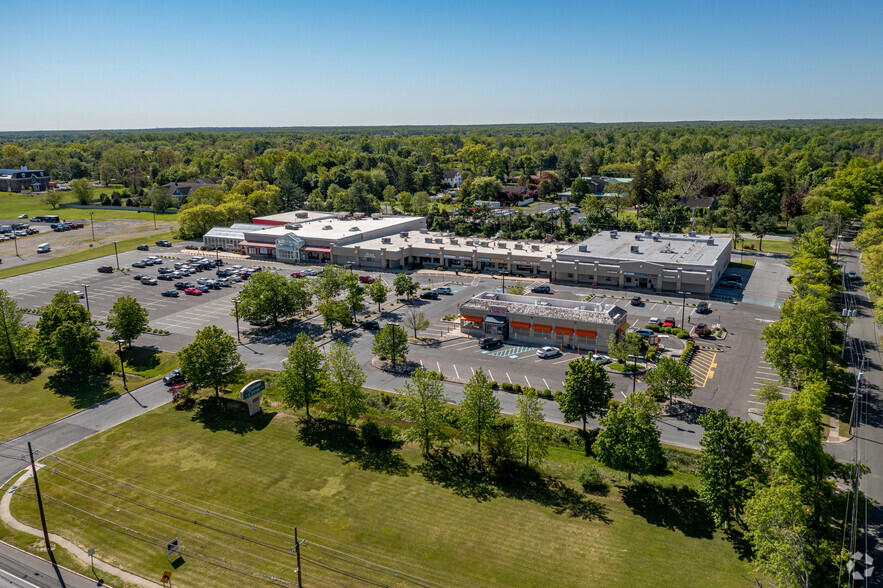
{"left": 0, "top": 190, "right": 178, "bottom": 222}
{"left": 0, "top": 230, "right": 176, "bottom": 279}
{"left": 733, "top": 238, "right": 793, "bottom": 255}
{"left": 0, "top": 346, "right": 177, "bottom": 441}
{"left": 4, "top": 395, "right": 754, "bottom": 587}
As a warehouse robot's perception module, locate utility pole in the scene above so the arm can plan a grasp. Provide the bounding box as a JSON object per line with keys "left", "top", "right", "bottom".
{"left": 116, "top": 339, "right": 128, "bottom": 390}
{"left": 82, "top": 284, "right": 90, "bottom": 313}
{"left": 112, "top": 240, "right": 120, "bottom": 270}
{"left": 28, "top": 442, "right": 53, "bottom": 558}
{"left": 680, "top": 291, "right": 686, "bottom": 328}
{"left": 89, "top": 211, "right": 95, "bottom": 241}
{"left": 294, "top": 527, "right": 303, "bottom": 588}
{"left": 234, "top": 299, "right": 241, "bottom": 343}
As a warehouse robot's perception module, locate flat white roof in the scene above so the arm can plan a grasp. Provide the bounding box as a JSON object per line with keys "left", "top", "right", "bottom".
{"left": 252, "top": 210, "right": 335, "bottom": 224}
{"left": 350, "top": 231, "right": 563, "bottom": 257}
{"left": 558, "top": 231, "right": 730, "bottom": 268}
{"left": 247, "top": 216, "right": 425, "bottom": 242}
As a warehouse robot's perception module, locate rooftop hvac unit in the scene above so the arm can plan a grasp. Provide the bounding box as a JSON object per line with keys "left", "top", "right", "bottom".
{"left": 371, "top": 213, "right": 382, "bottom": 219}
{"left": 480, "top": 241, "right": 489, "bottom": 247}
{"left": 353, "top": 212, "right": 365, "bottom": 219}
{"left": 610, "top": 230, "right": 618, "bottom": 238}
{"left": 654, "top": 233, "right": 661, "bottom": 241}
{"left": 434, "top": 238, "right": 443, "bottom": 244}
{"left": 322, "top": 225, "right": 332, "bottom": 230}
{"left": 578, "top": 244, "right": 588, "bottom": 252}
{"left": 634, "top": 234, "right": 641, "bottom": 240}
{"left": 284, "top": 223, "right": 302, "bottom": 230}
{"left": 707, "top": 237, "right": 715, "bottom": 244}
{"left": 644, "top": 230, "right": 652, "bottom": 237}
{"left": 450, "top": 238, "right": 458, "bottom": 244}
{"left": 400, "top": 232, "right": 409, "bottom": 238}
{"left": 498, "top": 242, "right": 507, "bottom": 248}
{"left": 630, "top": 245, "right": 640, "bottom": 253}
{"left": 295, "top": 211, "right": 309, "bottom": 218}
{"left": 419, "top": 228, "right": 429, "bottom": 234}
{"left": 337, "top": 212, "right": 348, "bottom": 220}
{"left": 381, "top": 237, "right": 391, "bottom": 244}
{"left": 425, "top": 237, "right": 433, "bottom": 243}
{"left": 531, "top": 244, "right": 540, "bottom": 251}
{"left": 349, "top": 226, "right": 360, "bottom": 231}
{"left": 514, "top": 243, "right": 523, "bottom": 249}
{"left": 688, "top": 230, "right": 696, "bottom": 237}
{"left": 465, "top": 239, "right": 473, "bottom": 246}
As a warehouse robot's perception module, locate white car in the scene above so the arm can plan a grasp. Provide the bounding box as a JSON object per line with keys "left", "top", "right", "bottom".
{"left": 648, "top": 317, "right": 661, "bottom": 326}
{"left": 18, "top": 214, "right": 28, "bottom": 219}
{"left": 69, "top": 290, "right": 84, "bottom": 299}
{"left": 590, "top": 354, "right": 611, "bottom": 364}
{"left": 536, "top": 346, "right": 561, "bottom": 358}
{"left": 435, "top": 286, "right": 453, "bottom": 295}
{"left": 848, "top": 271, "right": 858, "bottom": 279}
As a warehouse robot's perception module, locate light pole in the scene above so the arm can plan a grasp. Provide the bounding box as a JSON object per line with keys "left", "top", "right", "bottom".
{"left": 82, "top": 284, "right": 90, "bottom": 313}
{"left": 12, "top": 233, "right": 18, "bottom": 257}
{"left": 89, "top": 211, "right": 95, "bottom": 241}
{"left": 629, "top": 354, "right": 640, "bottom": 394}
{"left": 152, "top": 210, "right": 157, "bottom": 230}
{"left": 389, "top": 322, "right": 399, "bottom": 370}
{"left": 842, "top": 308, "right": 857, "bottom": 359}
{"left": 116, "top": 339, "right": 128, "bottom": 391}
{"left": 233, "top": 299, "right": 241, "bottom": 343}
{"left": 680, "top": 291, "right": 687, "bottom": 328}
{"left": 112, "top": 240, "right": 120, "bottom": 270}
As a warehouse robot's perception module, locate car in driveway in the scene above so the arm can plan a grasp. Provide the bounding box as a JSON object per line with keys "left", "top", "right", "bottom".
{"left": 696, "top": 302, "right": 710, "bottom": 314}
{"left": 360, "top": 320, "right": 380, "bottom": 330}
{"left": 434, "top": 286, "right": 453, "bottom": 295}
{"left": 163, "top": 369, "right": 185, "bottom": 385}
{"left": 358, "top": 275, "right": 375, "bottom": 284}
{"left": 161, "top": 289, "right": 179, "bottom": 297}
{"left": 97, "top": 265, "right": 113, "bottom": 273}
{"left": 136, "top": 244, "right": 149, "bottom": 251}
{"left": 420, "top": 291, "right": 439, "bottom": 300}
{"left": 184, "top": 287, "right": 202, "bottom": 295}
{"left": 531, "top": 285, "right": 551, "bottom": 294}
{"left": 628, "top": 328, "right": 655, "bottom": 338}
{"left": 694, "top": 323, "right": 712, "bottom": 337}
{"left": 537, "top": 346, "right": 561, "bottom": 358}
{"left": 590, "top": 354, "right": 611, "bottom": 364}
{"left": 662, "top": 317, "right": 676, "bottom": 327}
{"left": 479, "top": 337, "right": 502, "bottom": 350}
{"left": 630, "top": 296, "right": 642, "bottom": 306}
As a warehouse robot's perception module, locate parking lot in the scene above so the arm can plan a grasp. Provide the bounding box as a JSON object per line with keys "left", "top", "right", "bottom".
{"left": 0, "top": 249, "right": 790, "bottom": 421}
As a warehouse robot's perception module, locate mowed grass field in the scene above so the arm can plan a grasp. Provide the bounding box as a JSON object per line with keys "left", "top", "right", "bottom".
{"left": 6, "top": 401, "right": 754, "bottom": 587}
{"left": 0, "top": 346, "right": 178, "bottom": 441}
{"left": 0, "top": 189, "right": 178, "bottom": 222}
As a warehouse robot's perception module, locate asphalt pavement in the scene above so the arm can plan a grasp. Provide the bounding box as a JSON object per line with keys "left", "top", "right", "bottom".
{"left": 0, "top": 541, "right": 104, "bottom": 588}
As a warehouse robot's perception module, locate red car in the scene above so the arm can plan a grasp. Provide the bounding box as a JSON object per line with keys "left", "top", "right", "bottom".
{"left": 662, "top": 317, "right": 676, "bottom": 327}
{"left": 291, "top": 271, "right": 306, "bottom": 278}
{"left": 184, "top": 287, "right": 202, "bottom": 296}
{"left": 358, "top": 275, "right": 375, "bottom": 284}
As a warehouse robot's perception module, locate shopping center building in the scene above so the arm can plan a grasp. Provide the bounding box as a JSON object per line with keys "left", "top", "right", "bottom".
{"left": 458, "top": 291, "right": 629, "bottom": 352}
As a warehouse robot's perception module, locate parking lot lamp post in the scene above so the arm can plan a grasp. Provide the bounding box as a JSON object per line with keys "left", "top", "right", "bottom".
{"left": 112, "top": 240, "right": 120, "bottom": 270}
{"left": 233, "top": 299, "right": 241, "bottom": 343}
{"left": 82, "top": 284, "right": 90, "bottom": 313}
{"left": 13, "top": 233, "right": 18, "bottom": 257}
{"left": 389, "top": 322, "right": 399, "bottom": 370}
{"left": 152, "top": 210, "right": 157, "bottom": 230}
{"left": 680, "top": 291, "right": 686, "bottom": 328}
{"left": 89, "top": 212, "right": 95, "bottom": 241}
{"left": 116, "top": 340, "right": 128, "bottom": 391}
{"left": 629, "top": 354, "right": 641, "bottom": 395}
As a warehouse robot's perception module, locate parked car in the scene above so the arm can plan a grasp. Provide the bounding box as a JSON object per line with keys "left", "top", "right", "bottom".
{"left": 662, "top": 317, "right": 676, "bottom": 328}
{"left": 158, "top": 274, "right": 173, "bottom": 281}
{"left": 590, "top": 354, "right": 611, "bottom": 364}
{"left": 719, "top": 281, "right": 742, "bottom": 289}
{"left": 696, "top": 301, "right": 710, "bottom": 314}
{"left": 722, "top": 274, "right": 743, "bottom": 283}
{"left": 133, "top": 274, "right": 147, "bottom": 281}
{"left": 479, "top": 337, "right": 502, "bottom": 349}
{"left": 185, "top": 244, "right": 199, "bottom": 250}
{"left": 302, "top": 269, "right": 317, "bottom": 276}
{"left": 163, "top": 369, "right": 185, "bottom": 385}
{"left": 420, "top": 291, "right": 439, "bottom": 300}
{"left": 175, "top": 281, "right": 193, "bottom": 290}
{"left": 136, "top": 244, "right": 149, "bottom": 251}
{"left": 537, "top": 346, "right": 561, "bottom": 358}
{"left": 184, "top": 287, "right": 202, "bottom": 295}
{"left": 69, "top": 290, "right": 84, "bottom": 299}
{"left": 141, "top": 276, "right": 157, "bottom": 285}
{"left": 158, "top": 267, "right": 172, "bottom": 274}
{"left": 155, "top": 240, "right": 172, "bottom": 247}
{"left": 161, "top": 289, "right": 179, "bottom": 297}
{"left": 630, "top": 296, "right": 642, "bottom": 306}
{"left": 434, "top": 286, "right": 453, "bottom": 295}
{"left": 531, "top": 285, "right": 551, "bottom": 294}
{"left": 694, "top": 323, "right": 712, "bottom": 337}
{"left": 628, "top": 328, "right": 655, "bottom": 338}
{"left": 97, "top": 265, "right": 113, "bottom": 273}
{"left": 18, "top": 213, "right": 28, "bottom": 219}
{"left": 361, "top": 320, "right": 380, "bottom": 330}
{"left": 848, "top": 271, "right": 858, "bottom": 280}
{"left": 358, "top": 275, "right": 375, "bottom": 284}
{"left": 291, "top": 271, "right": 306, "bottom": 278}
{"left": 648, "top": 317, "right": 661, "bottom": 326}
{"left": 131, "top": 261, "right": 147, "bottom": 268}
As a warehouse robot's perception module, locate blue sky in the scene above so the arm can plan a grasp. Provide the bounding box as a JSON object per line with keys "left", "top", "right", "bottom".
{"left": 3, "top": 0, "right": 882, "bottom": 131}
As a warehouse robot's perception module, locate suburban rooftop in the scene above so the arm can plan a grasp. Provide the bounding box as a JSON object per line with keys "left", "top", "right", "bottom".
{"left": 460, "top": 291, "right": 628, "bottom": 325}
{"left": 558, "top": 231, "right": 732, "bottom": 267}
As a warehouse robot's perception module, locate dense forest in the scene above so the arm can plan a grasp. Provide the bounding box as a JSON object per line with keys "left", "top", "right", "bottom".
{"left": 1, "top": 120, "right": 881, "bottom": 247}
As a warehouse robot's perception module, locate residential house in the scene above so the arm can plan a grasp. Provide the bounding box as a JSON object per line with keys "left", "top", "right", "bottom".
{"left": 442, "top": 171, "right": 462, "bottom": 188}
{"left": 0, "top": 167, "right": 50, "bottom": 192}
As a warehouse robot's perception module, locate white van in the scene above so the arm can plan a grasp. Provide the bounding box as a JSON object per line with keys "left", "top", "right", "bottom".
{"left": 36, "top": 243, "right": 51, "bottom": 254}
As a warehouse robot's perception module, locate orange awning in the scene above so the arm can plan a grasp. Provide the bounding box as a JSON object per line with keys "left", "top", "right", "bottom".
{"left": 461, "top": 315, "right": 483, "bottom": 323}
{"left": 510, "top": 321, "right": 530, "bottom": 329}
{"left": 532, "top": 324, "right": 553, "bottom": 332}
{"left": 554, "top": 327, "right": 574, "bottom": 335}
{"left": 576, "top": 329, "right": 597, "bottom": 337}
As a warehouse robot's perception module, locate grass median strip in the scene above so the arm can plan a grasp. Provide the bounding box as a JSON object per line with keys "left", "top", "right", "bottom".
{"left": 0, "top": 231, "right": 175, "bottom": 279}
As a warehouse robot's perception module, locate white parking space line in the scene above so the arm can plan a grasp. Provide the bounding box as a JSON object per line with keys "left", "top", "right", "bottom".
{"left": 420, "top": 359, "right": 424, "bottom": 368}
{"left": 524, "top": 376, "right": 531, "bottom": 387}
{"left": 487, "top": 370, "right": 494, "bottom": 382}
{"left": 453, "top": 365, "right": 460, "bottom": 380}
{"left": 470, "top": 366, "right": 475, "bottom": 376}
{"left": 755, "top": 375, "right": 779, "bottom": 381}
{"left": 552, "top": 357, "right": 572, "bottom": 364}
{"left": 436, "top": 361, "right": 442, "bottom": 374}
{"left": 506, "top": 372, "right": 512, "bottom": 384}
{"left": 542, "top": 378, "right": 549, "bottom": 390}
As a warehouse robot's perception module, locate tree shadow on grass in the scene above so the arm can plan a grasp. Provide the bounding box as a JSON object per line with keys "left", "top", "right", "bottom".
{"left": 416, "top": 449, "right": 611, "bottom": 522}
{"left": 189, "top": 396, "right": 276, "bottom": 435}
{"left": 45, "top": 371, "right": 118, "bottom": 409}
{"left": 723, "top": 527, "right": 754, "bottom": 561}
{"left": 619, "top": 480, "right": 715, "bottom": 539}
{"left": 297, "top": 418, "right": 410, "bottom": 476}
{"left": 0, "top": 361, "right": 40, "bottom": 385}
{"left": 121, "top": 346, "right": 161, "bottom": 373}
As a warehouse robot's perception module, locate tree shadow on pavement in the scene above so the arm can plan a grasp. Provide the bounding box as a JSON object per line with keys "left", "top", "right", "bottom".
{"left": 297, "top": 417, "right": 410, "bottom": 476}
{"left": 619, "top": 480, "right": 715, "bottom": 539}
{"left": 45, "top": 371, "right": 118, "bottom": 409}
{"left": 189, "top": 396, "right": 276, "bottom": 435}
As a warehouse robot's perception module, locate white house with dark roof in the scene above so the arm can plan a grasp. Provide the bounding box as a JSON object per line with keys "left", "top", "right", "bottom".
{"left": 442, "top": 171, "right": 462, "bottom": 188}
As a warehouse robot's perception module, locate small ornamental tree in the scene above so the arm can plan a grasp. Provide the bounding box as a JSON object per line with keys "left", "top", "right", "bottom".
{"left": 178, "top": 325, "right": 245, "bottom": 397}
{"left": 394, "top": 273, "right": 419, "bottom": 299}
{"left": 593, "top": 392, "right": 664, "bottom": 481}
{"left": 514, "top": 389, "right": 549, "bottom": 468}
{"left": 278, "top": 333, "right": 325, "bottom": 419}
{"left": 106, "top": 296, "right": 149, "bottom": 348}
{"left": 559, "top": 357, "right": 614, "bottom": 431}
{"left": 368, "top": 280, "right": 389, "bottom": 313}
{"left": 323, "top": 342, "right": 365, "bottom": 424}
{"left": 644, "top": 356, "right": 694, "bottom": 406}
{"left": 396, "top": 368, "right": 447, "bottom": 456}
{"left": 372, "top": 323, "right": 408, "bottom": 368}
{"left": 461, "top": 368, "right": 500, "bottom": 453}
